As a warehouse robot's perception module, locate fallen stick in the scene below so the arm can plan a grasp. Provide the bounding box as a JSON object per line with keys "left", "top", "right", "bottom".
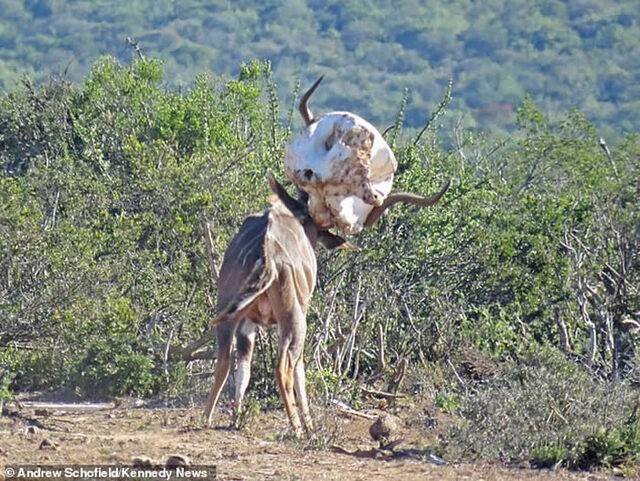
{"left": 360, "top": 387, "right": 407, "bottom": 399}
{"left": 47, "top": 417, "right": 78, "bottom": 424}
{"left": 22, "top": 402, "right": 114, "bottom": 411}
{"left": 331, "top": 399, "right": 376, "bottom": 420}
{"left": 332, "top": 439, "right": 406, "bottom": 459}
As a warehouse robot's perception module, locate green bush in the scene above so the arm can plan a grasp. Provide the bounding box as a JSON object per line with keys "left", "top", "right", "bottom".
{"left": 447, "top": 348, "right": 640, "bottom": 469}
{"left": 68, "top": 337, "right": 157, "bottom": 398}
{"left": 0, "top": 367, "right": 13, "bottom": 411}
{"left": 0, "top": 56, "right": 638, "bottom": 412}
{"left": 573, "top": 424, "right": 640, "bottom": 470}
{"left": 531, "top": 443, "right": 569, "bottom": 469}
{"left": 532, "top": 424, "right": 640, "bottom": 471}
{"left": 0, "top": 56, "right": 281, "bottom": 398}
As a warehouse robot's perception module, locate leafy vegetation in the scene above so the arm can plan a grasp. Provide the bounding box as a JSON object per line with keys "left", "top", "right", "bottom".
{"left": 0, "top": 1, "right": 639, "bottom": 139}
{"left": 0, "top": 56, "right": 638, "bottom": 470}
{"left": 0, "top": 57, "right": 282, "bottom": 397}
{"left": 448, "top": 349, "right": 640, "bottom": 471}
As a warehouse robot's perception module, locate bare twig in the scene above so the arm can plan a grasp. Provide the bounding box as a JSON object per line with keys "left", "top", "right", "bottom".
{"left": 517, "top": 146, "right": 551, "bottom": 194}
{"left": 163, "top": 328, "right": 174, "bottom": 376}
{"left": 388, "top": 358, "right": 408, "bottom": 396}
{"left": 360, "top": 387, "right": 407, "bottom": 399}
{"left": 204, "top": 221, "right": 220, "bottom": 283}
{"left": 413, "top": 78, "right": 452, "bottom": 146}
{"left": 376, "top": 323, "right": 386, "bottom": 372}
{"left": 342, "top": 280, "right": 370, "bottom": 376}
{"left": 125, "top": 37, "right": 145, "bottom": 60}
{"left": 401, "top": 299, "right": 427, "bottom": 366}
{"left": 555, "top": 308, "right": 571, "bottom": 353}
{"left": 330, "top": 399, "right": 376, "bottom": 420}
{"left": 50, "top": 189, "right": 60, "bottom": 229}
{"left": 447, "top": 358, "right": 467, "bottom": 390}
{"left": 599, "top": 137, "right": 619, "bottom": 179}
{"left": 167, "top": 327, "right": 215, "bottom": 361}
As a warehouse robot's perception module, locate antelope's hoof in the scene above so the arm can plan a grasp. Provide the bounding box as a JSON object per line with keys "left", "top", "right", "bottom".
{"left": 304, "top": 418, "right": 315, "bottom": 435}
{"left": 202, "top": 415, "right": 213, "bottom": 428}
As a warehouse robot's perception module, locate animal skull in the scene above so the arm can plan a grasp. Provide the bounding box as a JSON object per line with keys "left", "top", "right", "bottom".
{"left": 285, "top": 112, "right": 396, "bottom": 234}
{"left": 285, "top": 78, "right": 397, "bottom": 234}
{"left": 286, "top": 77, "right": 450, "bottom": 235}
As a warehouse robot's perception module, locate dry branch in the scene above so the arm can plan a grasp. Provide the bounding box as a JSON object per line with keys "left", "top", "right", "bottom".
{"left": 360, "top": 387, "right": 407, "bottom": 399}
{"left": 330, "top": 399, "right": 376, "bottom": 419}
{"left": 204, "top": 221, "right": 220, "bottom": 283}
{"left": 167, "top": 327, "right": 215, "bottom": 362}
{"left": 376, "top": 323, "right": 386, "bottom": 372}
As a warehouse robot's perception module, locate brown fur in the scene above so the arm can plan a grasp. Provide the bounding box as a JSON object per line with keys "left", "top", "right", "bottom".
{"left": 203, "top": 177, "right": 347, "bottom": 437}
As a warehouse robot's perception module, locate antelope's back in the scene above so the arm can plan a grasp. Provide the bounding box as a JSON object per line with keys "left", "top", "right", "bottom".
{"left": 265, "top": 202, "right": 317, "bottom": 308}
{"left": 214, "top": 201, "right": 316, "bottom": 321}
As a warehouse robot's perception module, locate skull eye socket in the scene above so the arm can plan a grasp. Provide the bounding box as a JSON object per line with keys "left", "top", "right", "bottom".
{"left": 324, "top": 129, "right": 337, "bottom": 151}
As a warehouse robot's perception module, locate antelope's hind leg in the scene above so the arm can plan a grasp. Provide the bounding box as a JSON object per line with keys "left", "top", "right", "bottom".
{"left": 204, "top": 319, "right": 238, "bottom": 427}
{"left": 233, "top": 319, "right": 257, "bottom": 426}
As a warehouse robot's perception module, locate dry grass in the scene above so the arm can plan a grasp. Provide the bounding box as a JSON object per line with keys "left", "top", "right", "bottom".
{"left": 0, "top": 396, "right": 615, "bottom": 481}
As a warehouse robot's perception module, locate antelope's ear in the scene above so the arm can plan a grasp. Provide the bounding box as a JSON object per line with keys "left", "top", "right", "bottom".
{"left": 267, "top": 173, "right": 306, "bottom": 217}
{"left": 318, "top": 230, "right": 358, "bottom": 250}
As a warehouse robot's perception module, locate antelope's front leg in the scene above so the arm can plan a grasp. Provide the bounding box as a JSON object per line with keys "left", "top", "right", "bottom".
{"left": 275, "top": 334, "right": 304, "bottom": 439}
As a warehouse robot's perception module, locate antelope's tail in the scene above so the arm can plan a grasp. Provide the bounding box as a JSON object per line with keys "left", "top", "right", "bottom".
{"left": 209, "top": 258, "right": 276, "bottom": 327}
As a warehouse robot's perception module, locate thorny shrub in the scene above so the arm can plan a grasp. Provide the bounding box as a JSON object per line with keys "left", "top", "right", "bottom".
{"left": 446, "top": 349, "right": 640, "bottom": 470}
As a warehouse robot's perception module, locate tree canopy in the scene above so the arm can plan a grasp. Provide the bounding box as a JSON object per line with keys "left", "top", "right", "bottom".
{"left": 0, "top": 0, "right": 638, "bottom": 140}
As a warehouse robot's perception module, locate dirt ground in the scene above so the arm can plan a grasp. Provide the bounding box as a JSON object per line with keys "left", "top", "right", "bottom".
{"left": 0, "top": 398, "right": 617, "bottom": 481}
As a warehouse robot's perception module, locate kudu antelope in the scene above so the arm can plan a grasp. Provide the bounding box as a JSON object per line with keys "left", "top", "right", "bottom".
{"left": 203, "top": 175, "right": 350, "bottom": 437}
{"left": 204, "top": 79, "right": 449, "bottom": 437}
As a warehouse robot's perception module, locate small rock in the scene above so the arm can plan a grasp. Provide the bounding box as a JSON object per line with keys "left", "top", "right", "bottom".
{"left": 373, "top": 450, "right": 386, "bottom": 460}
{"left": 165, "top": 454, "right": 190, "bottom": 468}
{"left": 39, "top": 438, "right": 58, "bottom": 450}
{"left": 132, "top": 456, "right": 154, "bottom": 468}
{"left": 426, "top": 452, "right": 447, "bottom": 466}
{"left": 369, "top": 413, "right": 401, "bottom": 446}
{"left": 34, "top": 408, "right": 50, "bottom": 417}
{"left": 25, "top": 424, "right": 40, "bottom": 435}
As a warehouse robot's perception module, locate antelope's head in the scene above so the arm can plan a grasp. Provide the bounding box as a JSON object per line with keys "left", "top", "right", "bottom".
{"left": 267, "top": 173, "right": 355, "bottom": 250}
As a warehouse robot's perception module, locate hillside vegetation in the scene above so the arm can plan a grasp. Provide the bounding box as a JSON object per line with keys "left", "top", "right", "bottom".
{"left": 0, "top": 58, "right": 639, "bottom": 470}
{"left": 0, "top": 0, "right": 639, "bottom": 139}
